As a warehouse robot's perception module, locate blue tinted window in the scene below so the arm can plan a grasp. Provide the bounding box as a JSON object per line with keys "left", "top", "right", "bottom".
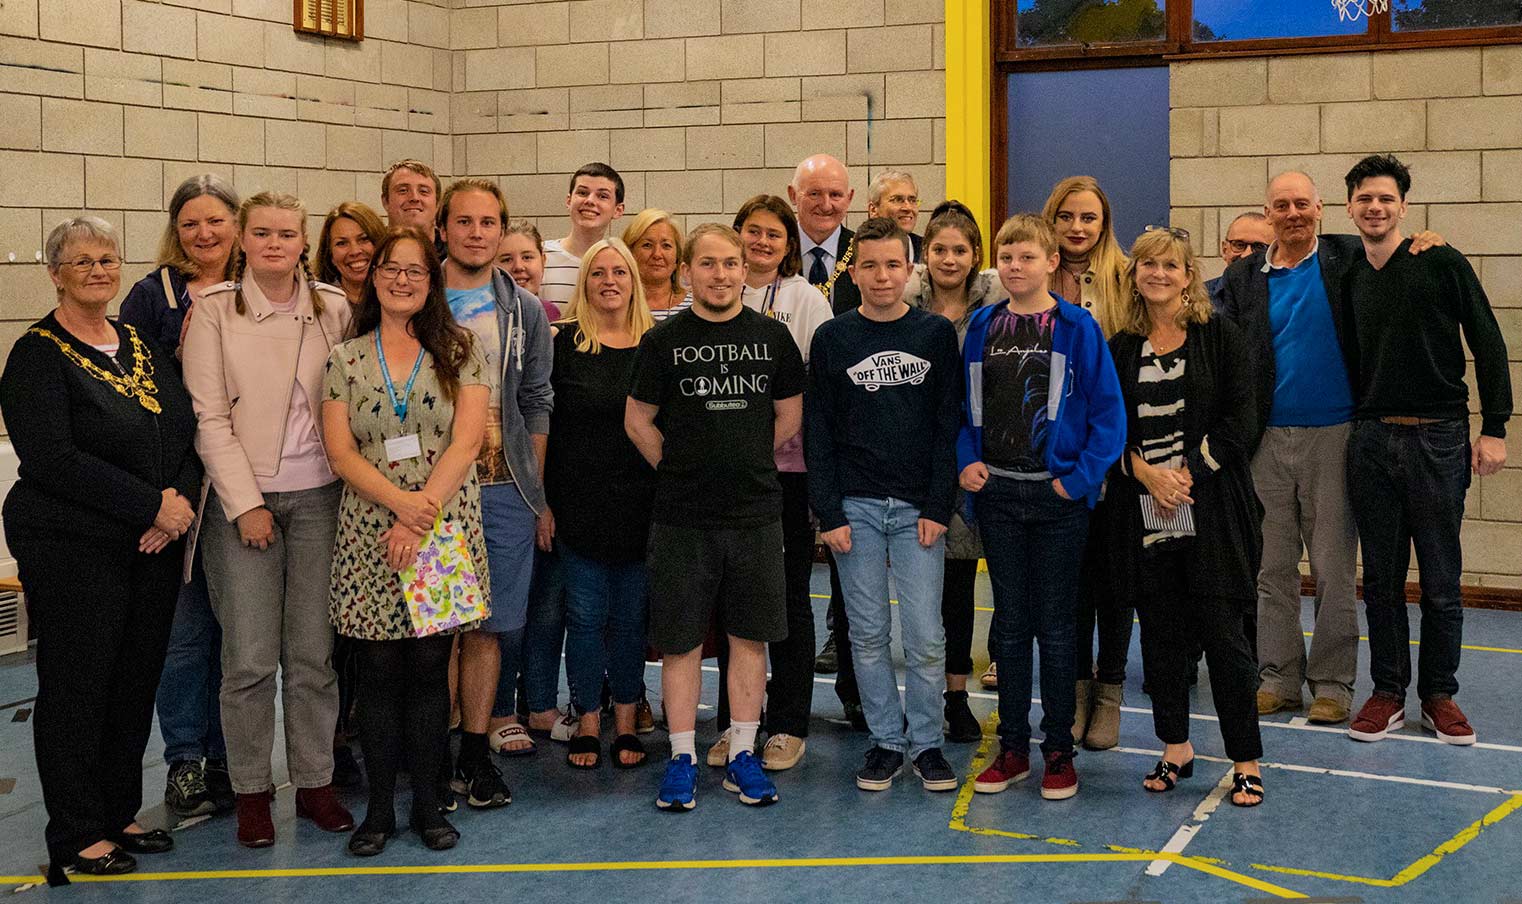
{"left": 1392, "top": 0, "right": 1522, "bottom": 30}
{"left": 1192, "top": 0, "right": 1366, "bottom": 41}
{"left": 1015, "top": 0, "right": 1165, "bottom": 47}
{"left": 1006, "top": 67, "right": 1170, "bottom": 249}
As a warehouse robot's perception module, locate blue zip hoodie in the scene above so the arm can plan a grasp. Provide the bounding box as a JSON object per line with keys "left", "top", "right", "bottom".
{"left": 956, "top": 294, "right": 1126, "bottom": 511}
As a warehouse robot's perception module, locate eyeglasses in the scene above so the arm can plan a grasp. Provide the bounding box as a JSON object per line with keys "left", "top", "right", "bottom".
{"left": 61, "top": 256, "right": 123, "bottom": 274}
{"left": 1223, "top": 239, "right": 1270, "bottom": 254}
{"left": 1143, "top": 225, "right": 1191, "bottom": 241}
{"left": 376, "top": 263, "right": 428, "bottom": 282}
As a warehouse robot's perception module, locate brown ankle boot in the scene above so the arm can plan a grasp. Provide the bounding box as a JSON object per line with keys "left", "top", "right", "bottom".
{"left": 1072, "top": 679, "right": 1095, "bottom": 743}
{"left": 235, "top": 790, "right": 275, "bottom": 848}
{"left": 295, "top": 784, "right": 355, "bottom": 832}
{"left": 1084, "top": 681, "right": 1124, "bottom": 751}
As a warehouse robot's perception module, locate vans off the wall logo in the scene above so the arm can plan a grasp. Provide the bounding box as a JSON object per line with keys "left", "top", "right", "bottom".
{"left": 671, "top": 342, "right": 775, "bottom": 408}
{"left": 848, "top": 351, "right": 930, "bottom": 391}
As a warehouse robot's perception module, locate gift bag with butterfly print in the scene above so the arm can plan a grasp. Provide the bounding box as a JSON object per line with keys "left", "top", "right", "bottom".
{"left": 400, "top": 515, "right": 488, "bottom": 637}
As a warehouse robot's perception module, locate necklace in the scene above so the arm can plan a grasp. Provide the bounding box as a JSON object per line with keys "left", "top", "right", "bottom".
{"left": 812, "top": 244, "right": 853, "bottom": 298}
{"left": 28, "top": 324, "right": 161, "bottom": 414}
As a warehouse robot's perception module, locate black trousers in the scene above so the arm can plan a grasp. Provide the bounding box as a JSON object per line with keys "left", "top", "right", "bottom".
{"left": 716, "top": 473, "right": 817, "bottom": 736}
{"left": 827, "top": 548, "right": 859, "bottom": 707}
{"left": 13, "top": 531, "right": 180, "bottom": 864}
{"left": 1075, "top": 531, "right": 1132, "bottom": 684}
{"left": 942, "top": 558, "right": 978, "bottom": 677}
{"left": 354, "top": 634, "right": 452, "bottom": 829}
{"left": 1137, "top": 547, "right": 1263, "bottom": 763}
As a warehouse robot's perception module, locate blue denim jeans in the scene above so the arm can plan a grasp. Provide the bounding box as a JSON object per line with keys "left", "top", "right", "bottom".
{"left": 976, "top": 475, "right": 1090, "bottom": 755}
{"left": 493, "top": 544, "right": 566, "bottom": 718}
{"left": 560, "top": 543, "right": 649, "bottom": 715}
{"left": 1348, "top": 418, "right": 1470, "bottom": 700}
{"left": 833, "top": 496, "right": 946, "bottom": 759}
{"left": 154, "top": 552, "right": 226, "bottom": 764}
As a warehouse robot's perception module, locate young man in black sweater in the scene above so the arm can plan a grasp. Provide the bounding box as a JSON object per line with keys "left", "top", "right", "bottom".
{"left": 1340, "top": 154, "right": 1512, "bottom": 746}
{"left": 805, "top": 218, "right": 963, "bottom": 792}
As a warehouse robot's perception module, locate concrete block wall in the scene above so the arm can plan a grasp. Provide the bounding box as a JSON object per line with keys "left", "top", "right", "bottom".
{"left": 1170, "top": 46, "right": 1522, "bottom": 589}
{"left": 0, "top": 0, "right": 457, "bottom": 358}
{"left": 456, "top": 0, "right": 948, "bottom": 238}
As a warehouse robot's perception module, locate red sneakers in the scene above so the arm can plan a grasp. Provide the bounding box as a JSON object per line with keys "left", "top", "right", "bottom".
{"left": 1420, "top": 697, "right": 1477, "bottom": 745}
{"left": 973, "top": 749, "right": 1030, "bottom": 794}
{"left": 1348, "top": 694, "right": 1406, "bottom": 742}
{"left": 1040, "top": 750, "right": 1079, "bottom": 800}
{"left": 235, "top": 791, "right": 275, "bottom": 848}
{"left": 295, "top": 784, "right": 355, "bottom": 832}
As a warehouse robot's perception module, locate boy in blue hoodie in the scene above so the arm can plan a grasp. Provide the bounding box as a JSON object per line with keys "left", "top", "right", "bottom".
{"left": 957, "top": 214, "right": 1125, "bottom": 801}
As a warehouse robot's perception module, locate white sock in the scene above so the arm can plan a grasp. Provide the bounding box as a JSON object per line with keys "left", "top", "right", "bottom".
{"left": 670, "top": 730, "right": 696, "bottom": 761}
{"left": 728, "top": 720, "right": 759, "bottom": 763}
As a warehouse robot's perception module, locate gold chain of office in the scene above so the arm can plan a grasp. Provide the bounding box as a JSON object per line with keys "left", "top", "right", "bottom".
{"left": 27, "top": 324, "right": 162, "bottom": 414}
{"left": 812, "top": 245, "right": 854, "bottom": 298}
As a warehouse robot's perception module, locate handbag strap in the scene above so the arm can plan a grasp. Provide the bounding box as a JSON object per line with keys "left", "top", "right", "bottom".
{"left": 160, "top": 267, "right": 179, "bottom": 310}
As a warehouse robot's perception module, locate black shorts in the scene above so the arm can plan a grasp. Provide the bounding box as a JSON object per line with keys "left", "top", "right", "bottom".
{"left": 646, "top": 520, "right": 787, "bottom": 654}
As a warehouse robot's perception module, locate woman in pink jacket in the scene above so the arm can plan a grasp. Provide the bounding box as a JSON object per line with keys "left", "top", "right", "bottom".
{"left": 182, "top": 192, "right": 357, "bottom": 849}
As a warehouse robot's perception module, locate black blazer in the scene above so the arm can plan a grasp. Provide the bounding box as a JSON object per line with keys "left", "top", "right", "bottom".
{"left": 1103, "top": 316, "right": 1263, "bottom": 606}
{"left": 1214, "top": 234, "right": 1363, "bottom": 445}
{"left": 0, "top": 313, "right": 201, "bottom": 542}
{"left": 825, "top": 226, "right": 862, "bottom": 316}
{"left": 909, "top": 231, "right": 923, "bottom": 264}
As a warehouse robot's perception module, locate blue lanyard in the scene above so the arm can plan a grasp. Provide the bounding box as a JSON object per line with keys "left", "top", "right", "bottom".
{"left": 374, "top": 332, "right": 424, "bottom": 424}
{"left": 758, "top": 275, "right": 782, "bottom": 317}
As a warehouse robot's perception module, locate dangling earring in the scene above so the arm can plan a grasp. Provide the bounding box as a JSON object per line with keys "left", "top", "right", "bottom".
{"left": 1180, "top": 290, "right": 1191, "bottom": 308}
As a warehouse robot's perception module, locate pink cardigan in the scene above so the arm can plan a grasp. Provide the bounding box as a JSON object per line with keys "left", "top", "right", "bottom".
{"left": 181, "top": 275, "right": 351, "bottom": 522}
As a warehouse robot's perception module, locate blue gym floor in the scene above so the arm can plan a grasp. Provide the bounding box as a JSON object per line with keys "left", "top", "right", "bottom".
{"left": 2, "top": 565, "right": 1521, "bottom": 903}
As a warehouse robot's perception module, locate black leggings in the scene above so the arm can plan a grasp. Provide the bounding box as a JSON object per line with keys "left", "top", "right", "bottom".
{"left": 354, "top": 635, "right": 453, "bottom": 831}
{"left": 942, "top": 558, "right": 977, "bottom": 676}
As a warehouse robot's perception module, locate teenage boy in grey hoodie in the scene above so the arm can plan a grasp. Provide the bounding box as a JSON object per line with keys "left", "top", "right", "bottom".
{"left": 438, "top": 179, "right": 554, "bottom": 809}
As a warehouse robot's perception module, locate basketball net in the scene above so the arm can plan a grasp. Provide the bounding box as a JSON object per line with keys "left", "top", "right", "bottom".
{"left": 1331, "top": 0, "right": 1390, "bottom": 21}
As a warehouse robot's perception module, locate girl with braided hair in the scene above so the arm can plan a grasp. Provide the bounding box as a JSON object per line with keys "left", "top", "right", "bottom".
{"left": 181, "top": 191, "right": 356, "bottom": 850}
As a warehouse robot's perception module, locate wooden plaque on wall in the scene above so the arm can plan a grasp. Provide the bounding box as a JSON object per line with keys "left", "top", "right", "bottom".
{"left": 293, "top": 0, "right": 364, "bottom": 41}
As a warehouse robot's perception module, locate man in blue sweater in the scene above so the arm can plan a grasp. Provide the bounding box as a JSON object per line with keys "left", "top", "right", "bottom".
{"left": 805, "top": 218, "right": 963, "bottom": 793}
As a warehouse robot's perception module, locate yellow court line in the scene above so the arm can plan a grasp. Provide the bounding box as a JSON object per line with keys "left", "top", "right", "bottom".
{"left": 1249, "top": 791, "right": 1522, "bottom": 888}
{"left": 0, "top": 851, "right": 1302, "bottom": 888}
{"left": 944, "top": 713, "right": 1307, "bottom": 899}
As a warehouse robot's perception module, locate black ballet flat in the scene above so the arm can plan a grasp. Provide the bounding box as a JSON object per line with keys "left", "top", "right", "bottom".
{"left": 1143, "top": 758, "right": 1195, "bottom": 793}
{"left": 110, "top": 828, "right": 174, "bottom": 854}
{"left": 418, "top": 822, "right": 460, "bottom": 851}
{"left": 54, "top": 847, "right": 138, "bottom": 883}
{"left": 347, "top": 827, "right": 393, "bottom": 857}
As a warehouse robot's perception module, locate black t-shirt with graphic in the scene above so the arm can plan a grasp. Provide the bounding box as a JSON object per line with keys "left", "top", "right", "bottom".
{"left": 803, "top": 306, "right": 962, "bottom": 532}
{"left": 629, "top": 306, "right": 807, "bottom": 529}
{"left": 982, "top": 306, "right": 1055, "bottom": 473}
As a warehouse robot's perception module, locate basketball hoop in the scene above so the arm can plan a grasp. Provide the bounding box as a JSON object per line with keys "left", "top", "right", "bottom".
{"left": 1331, "top": 0, "right": 1389, "bottom": 21}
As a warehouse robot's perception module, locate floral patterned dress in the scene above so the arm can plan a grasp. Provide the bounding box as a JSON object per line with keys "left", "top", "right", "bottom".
{"left": 324, "top": 335, "right": 491, "bottom": 640}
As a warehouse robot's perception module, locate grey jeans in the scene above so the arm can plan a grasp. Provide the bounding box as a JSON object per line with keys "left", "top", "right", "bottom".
{"left": 202, "top": 482, "right": 342, "bottom": 794}
{"left": 1251, "top": 424, "right": 1359, "bottom": 707}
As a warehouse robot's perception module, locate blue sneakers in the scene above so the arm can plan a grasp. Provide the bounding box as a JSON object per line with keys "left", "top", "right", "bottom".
{"left": 656, "top": 754, "right": 698, "bottom": 812}
{"left": 722, "top": 751, "right": 779, "bottom": 806}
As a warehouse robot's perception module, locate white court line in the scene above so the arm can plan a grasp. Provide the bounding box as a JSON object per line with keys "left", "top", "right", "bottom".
{"left": 1106, "top": 745, "right": 1512, "bottom": 795}
{"left": 665, "top": 664, "right": 1522, "bottom": 753}
{"left": 1145, "top": 768, "right": 1234, "bottom": 877}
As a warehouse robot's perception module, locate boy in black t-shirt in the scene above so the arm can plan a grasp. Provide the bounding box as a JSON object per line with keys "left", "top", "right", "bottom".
{"left": 626, "top": 224, "right": 806, "bottom": 811}
{"left": 805, "top": 218, "right": 963, "bottom": 793}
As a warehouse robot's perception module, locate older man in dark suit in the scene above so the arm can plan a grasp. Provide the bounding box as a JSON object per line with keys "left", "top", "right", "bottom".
{"left": 789, "top": 154, "right": 863, "bottom": 317}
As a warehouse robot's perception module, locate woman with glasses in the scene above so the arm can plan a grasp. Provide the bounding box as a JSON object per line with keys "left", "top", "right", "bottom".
{"left": 324, "top": 228, "right": 489, "bottom": 854}
{"left": 1108, "top": 227, "right": 1264, "bottom": 807}
{"left": 2, "top": 218, "right": 201, "bottom": 882}
{"left": 118, "top": 174, "right": 241, "bottom": 821}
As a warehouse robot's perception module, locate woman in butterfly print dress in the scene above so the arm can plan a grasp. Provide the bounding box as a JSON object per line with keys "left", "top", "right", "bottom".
{"left": 322, "top": 228, "right": 490, "bottom": 855}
